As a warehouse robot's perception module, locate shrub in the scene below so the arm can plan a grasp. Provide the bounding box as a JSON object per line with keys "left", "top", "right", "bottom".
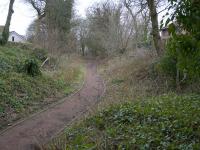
{"left": 157, "top": 34, "right": 200, "bottom": 84}
{"left": 164, "top": 35, "right": 200, "bottom": 80}
{"left": 156, "top": 56, "right": 177, "bottom": 78}
{"left": 20, "top": 58, "right": 41, "bottom": 77}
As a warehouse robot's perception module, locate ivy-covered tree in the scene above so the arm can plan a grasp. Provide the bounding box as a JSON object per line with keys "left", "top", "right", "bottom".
{"left": 45, "top": 0, "right": 74, "bottom": 55}
{"left": 0, "top": 0, "right": 15, "bottom": 45}
{"left": 46, "top": 0, "right": 73, "bottom": 34}
{"left": 27, "top": 0, "right": 74, "bottom": 55}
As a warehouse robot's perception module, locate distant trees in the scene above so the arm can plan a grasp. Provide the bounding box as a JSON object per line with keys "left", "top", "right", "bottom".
{"left": 25, "top": 0, "right": 169, "bottom": 57}
{"left": 26, "top": 19, "right": 47, "bottom": 48}
{"left": 26, "top": 20, "right": 36, "bottom": 42}
{"left": 83, "top": 0, "right": 161, "bottom": 56}
{"left": 25, "top": 0, "right": 176, "bottom": 58}
{"left": 119, "top": 11, "right": 135, "bottom": 53}
{"left": 85, "top": 1, "right": 147, "bottom": 56}
{"left": 76, "top": 19, "right": 88, "bottom": 56}
{"left": 0, "top": 0, "right": 15, "bottom": 45}
{"left": 85, "top": 1, "right": 122, "bottom": 56}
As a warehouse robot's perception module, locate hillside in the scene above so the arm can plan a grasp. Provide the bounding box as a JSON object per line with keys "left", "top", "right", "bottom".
{"left": 0, "top": 43, "right": 84, "bottom": 130}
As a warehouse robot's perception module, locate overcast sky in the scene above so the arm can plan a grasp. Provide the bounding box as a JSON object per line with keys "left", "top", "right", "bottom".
{"left": 0, "top": 0, "right": 166, "bottom": 36}
{"left": 0, "top": 0, "right": 102, "bottom": 35}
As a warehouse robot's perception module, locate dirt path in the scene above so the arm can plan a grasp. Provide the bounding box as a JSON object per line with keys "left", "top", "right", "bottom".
{"left": 0, "top": 60, "right": 104, "bottom": 150}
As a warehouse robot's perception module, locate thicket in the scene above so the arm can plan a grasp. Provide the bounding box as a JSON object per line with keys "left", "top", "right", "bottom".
{"left": 159, "top": 0, "right": 200, "bottom": 88}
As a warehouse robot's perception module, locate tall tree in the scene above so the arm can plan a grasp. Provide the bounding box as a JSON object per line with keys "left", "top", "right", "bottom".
{"left": 0, "top": 0, "right": 15, "bottom": 45}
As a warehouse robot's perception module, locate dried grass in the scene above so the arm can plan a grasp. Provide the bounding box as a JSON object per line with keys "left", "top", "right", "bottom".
{"left": 44, "top": 54, "right": 85, "bottom": 85}
{"left": 97, "top": 48, "right": 171, "bottom": 109}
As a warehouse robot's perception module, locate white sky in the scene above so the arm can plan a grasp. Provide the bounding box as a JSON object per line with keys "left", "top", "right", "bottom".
{"left": 0, "top": 0, "right": 101, "bottom": 35}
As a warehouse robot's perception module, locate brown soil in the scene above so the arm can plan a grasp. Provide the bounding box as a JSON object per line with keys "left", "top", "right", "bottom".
{"left": 0, "top": 59, "right": 104, "bottom": 150}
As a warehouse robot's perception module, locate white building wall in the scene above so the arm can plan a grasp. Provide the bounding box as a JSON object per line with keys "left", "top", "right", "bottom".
{"left": 8, "top": 32, "right": 26, "bottom": 43}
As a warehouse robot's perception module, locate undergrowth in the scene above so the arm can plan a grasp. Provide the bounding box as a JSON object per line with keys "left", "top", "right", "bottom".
{"left": 46, "top": 94, "right": 200, "bottom": 149}
{"left": 97, "top": 50, "right": 173, "bottom": 108}
{"left": 98, "top": 49, "right": 199, "bottom": 108}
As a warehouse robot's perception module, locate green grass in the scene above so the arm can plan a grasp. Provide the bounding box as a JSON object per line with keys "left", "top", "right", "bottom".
{"left": 47, "top": 94, "right": 200, "bottom": 150}
{"left": 0, "top": 43, "right": 84, "bottom": 130}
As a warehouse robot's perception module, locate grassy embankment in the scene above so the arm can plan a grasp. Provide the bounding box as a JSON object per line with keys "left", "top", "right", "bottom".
{"left": 0, "top": 43, "right": 85, "bottom": 130}
{"left": 46, "top": 49, "right": 200, "bottom": 149}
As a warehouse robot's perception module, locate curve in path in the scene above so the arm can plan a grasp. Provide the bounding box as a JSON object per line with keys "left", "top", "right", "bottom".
{"left": 0, "top": 60, "right": 104, "bottom": 150}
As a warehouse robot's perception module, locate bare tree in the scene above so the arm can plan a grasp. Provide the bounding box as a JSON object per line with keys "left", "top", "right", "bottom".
{"left": 26, "top": 0, "right": 46, "bottom": 19}
{"left": 77, "top": 19, "right": 88, "bottom": 56}
{"left": 140, "top": 8, "right": 150, "bottom": 43}
{"left": 26, "top": 19, "right": 47, "bottom": 47}
{"left": 0, "top": 0, "right": 15, "bottom": 45}
{"left": 123, "top": 0, "right": 139, "bottom": 47}
{"left": 123, "top": 0, "right": 164, "bottom": 56}
{"left": 119, "top": 11, "right": 135, "bottom": 53}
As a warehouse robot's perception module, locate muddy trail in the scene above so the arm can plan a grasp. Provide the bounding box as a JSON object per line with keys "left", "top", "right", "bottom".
{"left": 0, "top": 60, "right": 104, "bottom": 150}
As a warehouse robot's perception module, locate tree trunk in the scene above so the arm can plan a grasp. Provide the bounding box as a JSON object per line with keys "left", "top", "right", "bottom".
{"left": 147, "top": 0, "right": 162, "bottom": 56}
{"left": 0, "top": 0, "right": 15, "bottom": 45}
